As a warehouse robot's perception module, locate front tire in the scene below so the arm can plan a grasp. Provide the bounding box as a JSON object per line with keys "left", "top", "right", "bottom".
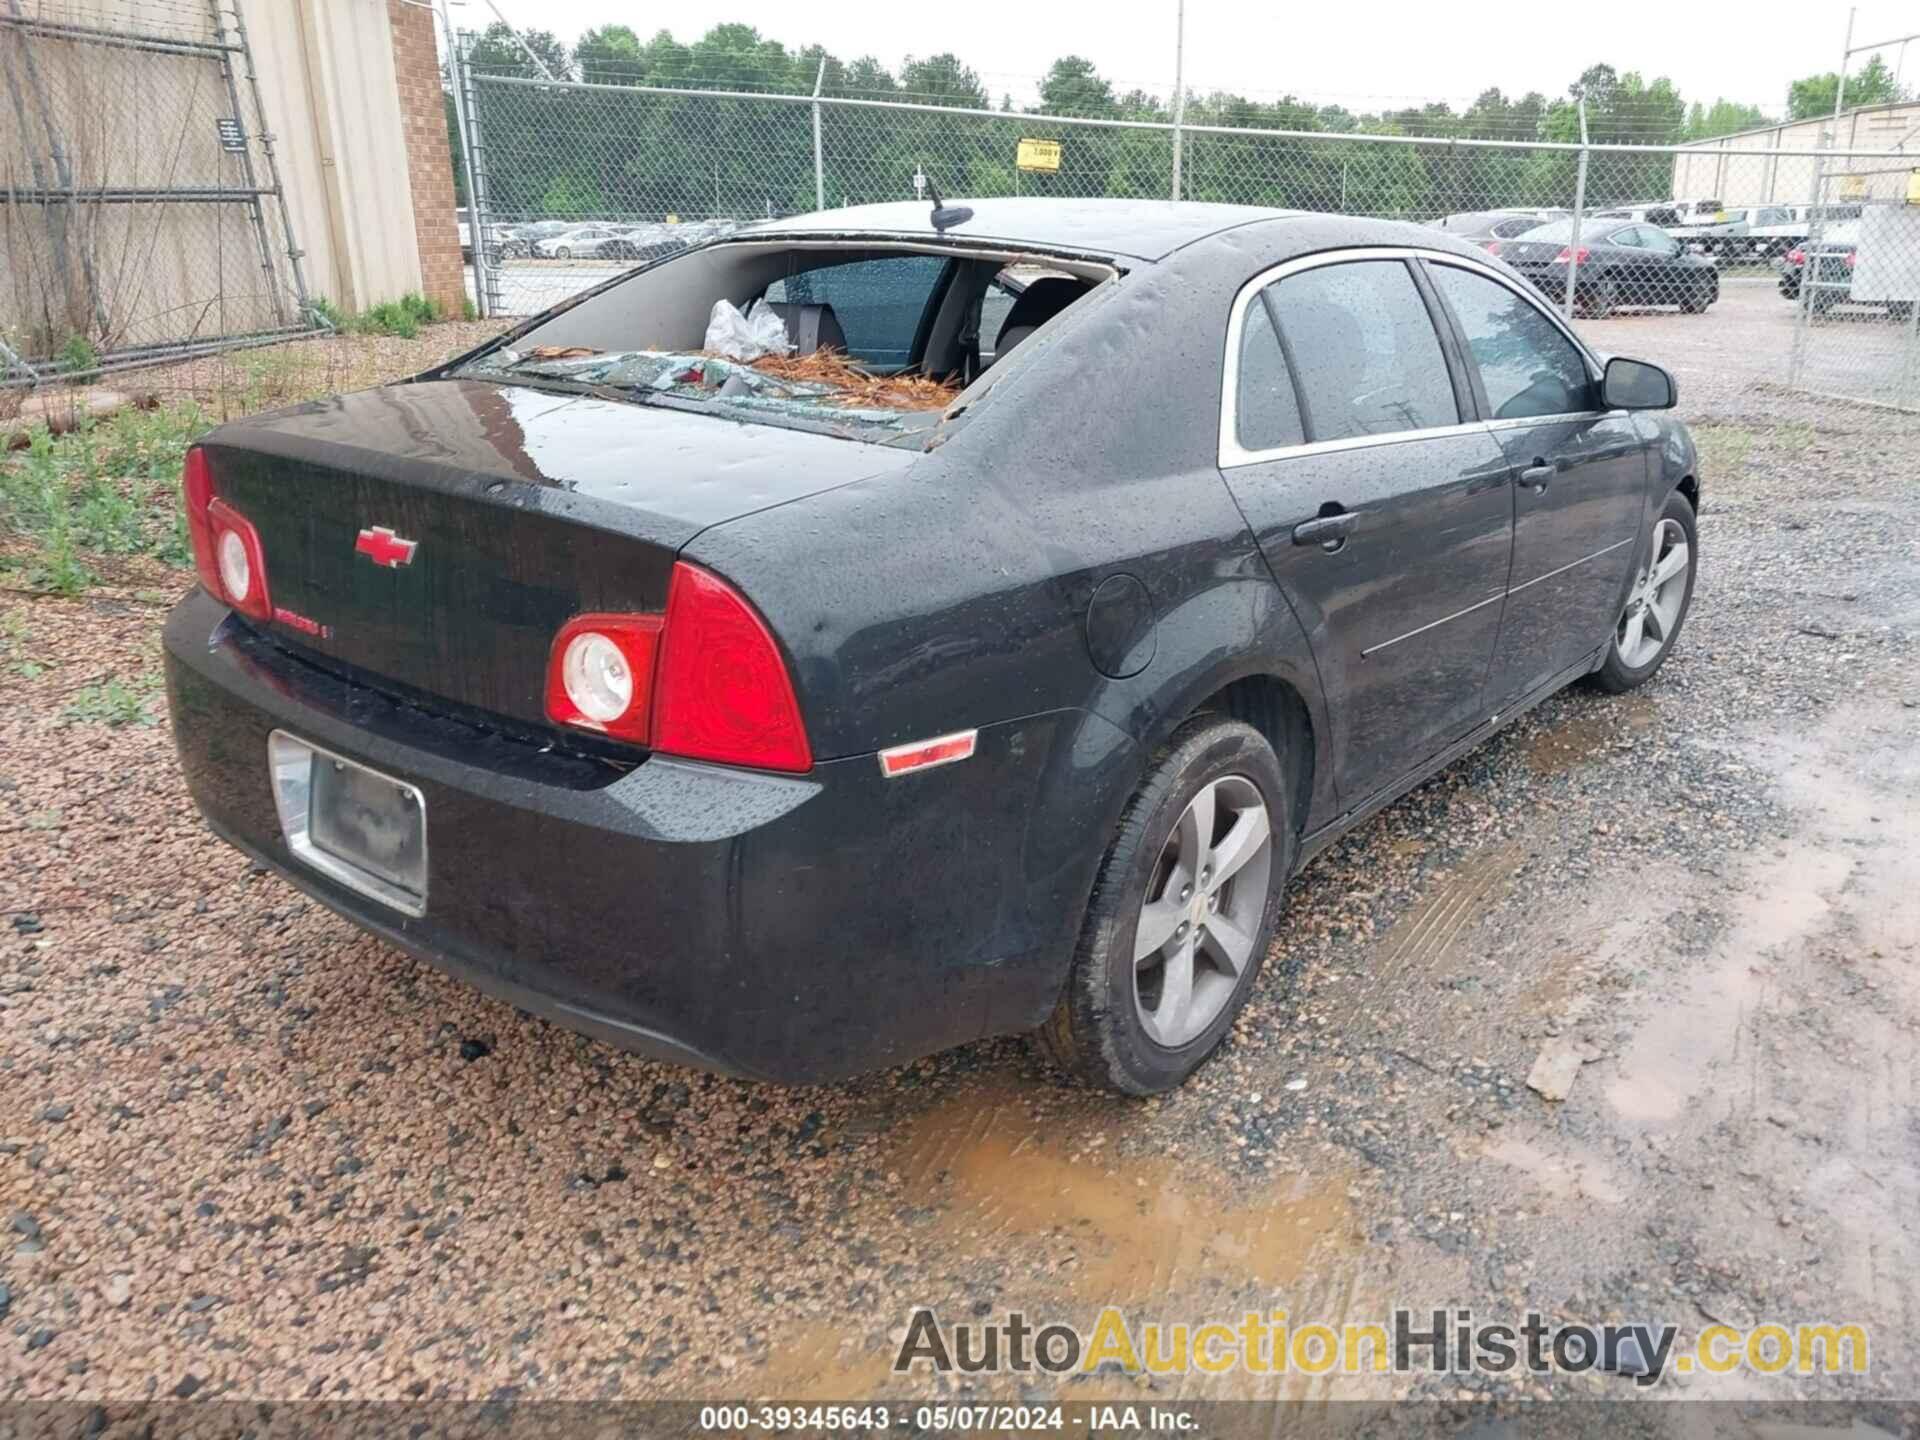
{"left": 1038, "top": 716, "right": 1294, "bottom": 1095}
{"left": 1590, "top": 489, "right": 1697, "bottom": 694}
{"left": 1581, "top": 276, "right": 1618, "bottom": 319}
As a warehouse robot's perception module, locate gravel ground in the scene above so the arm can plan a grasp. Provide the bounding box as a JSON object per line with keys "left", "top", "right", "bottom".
{"left": 2, "top": 284, "right": 1919, "bottom": 1414}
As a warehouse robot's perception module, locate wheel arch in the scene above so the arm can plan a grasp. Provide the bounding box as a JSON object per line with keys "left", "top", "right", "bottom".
{"left": 1191, "top": 673, "right": 1317, "bottom": 840}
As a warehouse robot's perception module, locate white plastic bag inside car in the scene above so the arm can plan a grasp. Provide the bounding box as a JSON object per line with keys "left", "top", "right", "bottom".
{"left": 704, "top": 298, "right": 793, "bottom": 360}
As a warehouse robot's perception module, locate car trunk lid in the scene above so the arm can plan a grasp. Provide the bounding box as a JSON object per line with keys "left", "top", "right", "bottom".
{"left": 1500, "top": 240, "right": 1567, "bottom": 266}
{"left": 201, "top": 379, "right": 913, "bottom": 733}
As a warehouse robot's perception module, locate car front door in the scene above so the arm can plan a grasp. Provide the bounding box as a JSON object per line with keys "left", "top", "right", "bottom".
{"left": 1219, "top": 254, "right": 1514, "bottom": 802}
{"left": 1422, "top": 258, "right": 1649, "bottom": 705}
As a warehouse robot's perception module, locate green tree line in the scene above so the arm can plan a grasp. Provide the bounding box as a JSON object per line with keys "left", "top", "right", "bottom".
{"left": 446, "top": 25, "right": 1909, "bottom": 224}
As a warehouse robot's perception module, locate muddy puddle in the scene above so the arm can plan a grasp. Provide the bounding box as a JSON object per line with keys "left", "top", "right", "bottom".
{"left": 893, "top": 1087, "right": 1360, "bottom": 1302}
{"left": 743, "top": 1086, "right": 1399, "bottom": 1402}
{"left": 1520, "top": 691, "right": 1656, "bottom": 778}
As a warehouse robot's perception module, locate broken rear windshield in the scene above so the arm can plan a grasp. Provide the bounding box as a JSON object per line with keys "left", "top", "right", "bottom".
{"left": 446, "top": 240, "right": 1113, "bottom": 444}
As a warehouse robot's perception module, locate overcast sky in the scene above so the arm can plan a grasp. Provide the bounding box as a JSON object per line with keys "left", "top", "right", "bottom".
{"left": 469, "top": 0, "right": 1916, "bottom": 115}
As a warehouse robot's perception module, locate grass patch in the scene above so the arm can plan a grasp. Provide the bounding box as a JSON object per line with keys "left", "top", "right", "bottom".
{"left": 1, "top": 402, "right": 210, "bottom": 591}
{"left": 58, "top": 334, "right": 100, "bottom": 374}
{"left": 1, "top": 605, "right": 48, "bottom": 678}
{"left": 314, "top": 291, "right": 444, "bottom": 340}
{"left": 1691, "top": 422, "right": 1755, "bottom": 478}
{"left": 63, "top": 674, "right": 161, "bottom": 728}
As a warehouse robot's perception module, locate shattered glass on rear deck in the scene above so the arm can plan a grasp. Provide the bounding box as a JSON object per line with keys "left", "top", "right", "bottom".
{"left": 456, "top": 349, "right": 946, "bottom": 433}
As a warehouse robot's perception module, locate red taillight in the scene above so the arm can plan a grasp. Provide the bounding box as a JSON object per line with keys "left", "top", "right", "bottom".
{"left": 1844, "top": 251, "right": 1857, "bottom": 269}
{"left": 543, "top": 562, "right": 811, "bottom": 773}
{"left": 545, "top": 614, "right": 662, "bottom": 744}
{"left": 183, "top": 447, "right": 272, "bottom": 620}
{"left": 1554, "top": 246, "right": 1591, "bottom": 265}
{"left": 206, "top": 498, "right": 271, "bottom": 619}
{"left": 1484, "top": 240, "right": 1501, "bottom": 256}
{"left": 1787, "top": 247, "right": 1805, "bottom": 265}
{"left": 183, "top": 446, "right": 219, "bottom": 597}
{"left": 653, "top": 563, "right": 811, "bottom": 773}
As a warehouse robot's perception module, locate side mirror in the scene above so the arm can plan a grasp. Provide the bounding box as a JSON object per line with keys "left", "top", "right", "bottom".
{"left": 1601, "top": 356, "right": 1677, "bottom": 411}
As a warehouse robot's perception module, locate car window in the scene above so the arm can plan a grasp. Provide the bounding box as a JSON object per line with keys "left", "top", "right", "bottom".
{"left": 1235, "top": 293, "right": 1305, "bottom": 451}
{"left": 765, "top": 255, "right": 950, "bottom": 370}
{"left": 1427, "top": 264, "right": 1594, "bottom": 421}
{"left": 1635, "top": 226, "right": 1677, "bottom": 253}
{"left": 1608, "top": 227, "right": 1641, "bottom": 249}
{"left": 1271, "top": 260, "right": 1458, "bottom": 443}
{"left": 1492, "top": 217, "right": 1537, "bottom": 238}
{"left": 1646, "top": 208, "right": 1681, "bottom": 228}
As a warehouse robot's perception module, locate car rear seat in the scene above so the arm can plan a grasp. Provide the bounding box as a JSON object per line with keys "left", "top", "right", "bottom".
{"left": 763, "top": 302, "right": 847, "bottom": 355}
{"left": 994, "top": 278, "right": 1087, "bottom": 360}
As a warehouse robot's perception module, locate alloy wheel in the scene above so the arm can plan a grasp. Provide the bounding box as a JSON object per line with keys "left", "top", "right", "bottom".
{"left": 1617, "top": 517, "right": 1690, "bottom": 669}
{"left": 1132, "top": 774, "right": 1275, "bottom": 1048}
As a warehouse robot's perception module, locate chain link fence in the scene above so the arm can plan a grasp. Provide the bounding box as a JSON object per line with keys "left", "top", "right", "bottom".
{"left": 1, "top": 0, "right": 320, "bottom": 388}
{"left": 460, "top": 61, "right": 1920, "bottom": 414}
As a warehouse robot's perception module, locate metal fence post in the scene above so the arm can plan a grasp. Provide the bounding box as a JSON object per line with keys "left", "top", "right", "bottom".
{"left": 222, "top": 0, "right": 312, "bottom": 324}
{"left": 1169, "top": 0, "right": 1185, "bottom": 201}
{"left": 441, "top": 9, "right": 484, "bottom": 317}
{"left": 1791, "top": 7, "right": 1855, "bottom": 391}
{"left": 812, "top": 58, "right": 826, "bottom": 212}
{"left": 1562, "top": 99, "right": 1588, "bottom": 320}
{"left": 207, "top": 0, "right": 284, "bottom": 324}
{"left": 448, "top": 25, "right": 494, "bottom": 318}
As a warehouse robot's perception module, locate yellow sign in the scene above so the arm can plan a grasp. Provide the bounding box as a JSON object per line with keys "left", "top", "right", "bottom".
{"left": 1016, "top": 138, "right": 1062, "bottom": 173}
{"left": 1907, "top": 168, "right": 1920, "bottom": 206}
{"left": 1838, "top": 173, "right": 1868, "bottom": 200}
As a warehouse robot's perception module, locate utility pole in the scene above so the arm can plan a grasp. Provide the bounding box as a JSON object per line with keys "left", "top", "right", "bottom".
{"left": 1169, "top": 0, "right": 1186, "bottom": 201}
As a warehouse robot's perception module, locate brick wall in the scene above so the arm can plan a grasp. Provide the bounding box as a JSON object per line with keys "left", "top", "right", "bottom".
{"left": 387, "top": 0, "right": 465, "bottom": 318}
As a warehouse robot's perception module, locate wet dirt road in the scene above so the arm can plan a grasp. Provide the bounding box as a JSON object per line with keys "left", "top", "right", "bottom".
{"left": 2, "top": 295, "right": 1918, "bottom": 1413}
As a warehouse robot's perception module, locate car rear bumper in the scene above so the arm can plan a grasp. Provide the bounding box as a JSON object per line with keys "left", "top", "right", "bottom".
{"left": 164, "top": 589, "right": 1134, "bottom": 1082}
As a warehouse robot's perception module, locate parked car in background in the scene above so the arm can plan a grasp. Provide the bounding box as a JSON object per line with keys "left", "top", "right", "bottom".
{"left": 1500, "top": 217, "right": 1719, "bottom": 316}
{"left": 1668, "top": 199, "right": 1725, "bottom": 229}
{"left": 531, "top": 226, "right": 633, "bottom": 260}
{"left": 1742, "top": 205, "right": 1808, "bottom": 259}
{"left": 1429, "top": 209, "right": 1569, "bottom": 252}
{"left": 1777, "top": 220, "right": 1918, "bottom": 320}
{"left": 1674, "top": 207, "right": 1750, "bottom": 256}
{"left": 1591, "top": 204, "right": 1683, "bottom": 230}
{"left": 163, "top": 199, "right": 1699, "bottom": 1095}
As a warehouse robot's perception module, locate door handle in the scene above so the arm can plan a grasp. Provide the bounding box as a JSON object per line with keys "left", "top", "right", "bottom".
{"left": 1516, "top": 462, "right": 1555, "bottom": 492}
{"left": 1291, "top": 512, "right": 1358, "bottom": 550}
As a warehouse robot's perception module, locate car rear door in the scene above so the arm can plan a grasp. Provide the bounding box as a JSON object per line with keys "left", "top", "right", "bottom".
{"left": 1218, "top": 252, "right": 1514, "bottom": 803}
{"left": 1421, "top": 257, "right": 1649, "bottom": 705}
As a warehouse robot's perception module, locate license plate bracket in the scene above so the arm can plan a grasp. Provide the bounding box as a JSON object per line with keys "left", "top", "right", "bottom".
{"left": 268, "top": 731, "right": 427, "bottom": 916}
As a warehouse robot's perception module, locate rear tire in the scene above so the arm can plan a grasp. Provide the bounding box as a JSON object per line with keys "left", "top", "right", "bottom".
{"left": 1581, "top": 277, "right": 1618, "bottom": 319}
{"left": 1037, "top": 716, "right": 1294, "bottom": 1096}
{"left": 1589, "top": 489, "right": 1697, "bottom": 694}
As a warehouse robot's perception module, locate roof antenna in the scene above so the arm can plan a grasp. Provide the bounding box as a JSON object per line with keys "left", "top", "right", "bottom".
{"left": 924, "top": 167, "right": 973, "bottom": 233}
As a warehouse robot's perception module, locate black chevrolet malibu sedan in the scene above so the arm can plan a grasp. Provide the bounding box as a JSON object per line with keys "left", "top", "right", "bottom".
{"left": 165, "top": 199, "right": 1699, "bottom": 1094}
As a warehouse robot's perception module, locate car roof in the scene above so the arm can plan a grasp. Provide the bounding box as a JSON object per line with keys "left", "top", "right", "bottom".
{"left": 1432, "top": 210, "right": 1510, "bottom": 232}
{"left": 741, "top": 197, "right": 1305, "bottom": 261}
